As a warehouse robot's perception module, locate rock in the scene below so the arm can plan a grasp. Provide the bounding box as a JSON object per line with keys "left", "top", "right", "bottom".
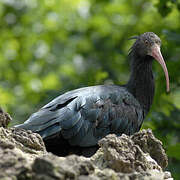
{"left": 93, "top": 133, "right": 162, "bottom": 173}
{"left": 132, "top": 129, "right": 168, "bottom": 169}
{"left": 0, "top": 127, "right": 46, "bottom": 154}
{"left": 0, "top": 107, "right": 12, "bottom": 128}
{"left": 0, "top": 140, "right": 31, "bottom": 179}
{"left": 0, "top": 123, "right": 173, "bottom": 180}
{"left": 0, "top": 126, "right": 46, "bottom": 179}
{"left": 31, "top": 154, "right": 94, "bottom": 179}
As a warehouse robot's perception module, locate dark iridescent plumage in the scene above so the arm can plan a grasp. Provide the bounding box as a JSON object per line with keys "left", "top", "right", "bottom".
{"left": 15, "top": 32, "right": 169, "bottom": 156}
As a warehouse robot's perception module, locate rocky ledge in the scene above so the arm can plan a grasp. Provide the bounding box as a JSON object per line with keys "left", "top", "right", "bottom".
{"left": 0, "top": 109, "right": 173, "bottom": 180}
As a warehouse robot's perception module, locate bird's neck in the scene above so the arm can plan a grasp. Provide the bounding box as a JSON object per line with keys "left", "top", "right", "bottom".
{"left": 126, "top": 54, "right": 155, "bottom": 115}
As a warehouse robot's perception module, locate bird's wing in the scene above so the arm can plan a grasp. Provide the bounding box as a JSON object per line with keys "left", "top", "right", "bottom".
{"left": 15, "top": 85, "right": 143, "bottom": 147}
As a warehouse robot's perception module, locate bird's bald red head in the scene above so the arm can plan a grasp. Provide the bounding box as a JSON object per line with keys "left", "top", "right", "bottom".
{"left": 133, "top": 32, "right": 170, "bottom": 92}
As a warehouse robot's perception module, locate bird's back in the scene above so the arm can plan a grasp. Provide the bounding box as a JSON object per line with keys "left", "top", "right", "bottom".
{"left": 15, "top": 85, "right": 143, "bottom": 148}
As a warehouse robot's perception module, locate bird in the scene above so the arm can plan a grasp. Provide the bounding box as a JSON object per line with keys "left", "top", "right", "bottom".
{"left": 15, "top": 32, "right": 170, "bottom": 157}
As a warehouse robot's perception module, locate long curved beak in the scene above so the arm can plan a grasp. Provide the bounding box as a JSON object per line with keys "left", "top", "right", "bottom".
{"left": 149, "top": 44, "right": 170, "bottom": 92}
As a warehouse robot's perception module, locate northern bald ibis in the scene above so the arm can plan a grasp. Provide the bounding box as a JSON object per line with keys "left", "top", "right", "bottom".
{"left": 15, "top": 32, "right": 169, "bottom": 156}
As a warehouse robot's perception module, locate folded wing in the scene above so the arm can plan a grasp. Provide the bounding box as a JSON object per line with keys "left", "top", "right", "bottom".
{"left": 15, "top": 85, "right": 143, "bottom": 147}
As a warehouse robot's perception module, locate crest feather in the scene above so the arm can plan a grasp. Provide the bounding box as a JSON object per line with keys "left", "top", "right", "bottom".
{"left": 128, "top": 35, "right": 139, "bottom": 40}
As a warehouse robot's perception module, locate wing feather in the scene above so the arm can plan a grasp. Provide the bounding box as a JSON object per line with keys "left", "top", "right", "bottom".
{"left": 61, "top": 116, "right": 84, "bottom": 139}
{"left": 39, "top": 123, "right": 62, "bottom": 138}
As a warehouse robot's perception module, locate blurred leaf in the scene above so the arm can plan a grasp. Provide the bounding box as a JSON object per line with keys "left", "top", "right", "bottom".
{"left": 42, "top": 73, "right": 61, "bottom": 90}
{"left": 167, "top": 144, "right": 180, "bottom": 160}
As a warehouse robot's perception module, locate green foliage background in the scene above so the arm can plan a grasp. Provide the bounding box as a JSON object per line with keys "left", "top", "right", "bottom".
{"left": 0, "top": 0, "right": 179, "bottom": 178}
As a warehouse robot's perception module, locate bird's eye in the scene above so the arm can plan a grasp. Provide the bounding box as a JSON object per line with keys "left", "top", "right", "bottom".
{"left": 156, "top": 40, "right": 161, "bottom": 45}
